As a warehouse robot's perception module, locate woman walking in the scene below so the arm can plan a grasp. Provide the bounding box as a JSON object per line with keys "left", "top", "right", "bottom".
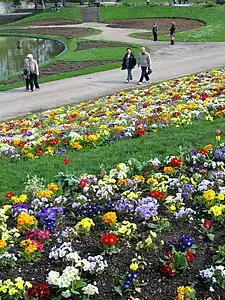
{"left": 169, "top": 22, "right": 176, "bottom": 45}
{"left": 152, "top": 23, "right": 158, "bottom": 41}
{"left": 23, "top": 54, "right": 40, "bottom": 92}
{"left": 121, "top": 48, "right": 136, "bottom": 83}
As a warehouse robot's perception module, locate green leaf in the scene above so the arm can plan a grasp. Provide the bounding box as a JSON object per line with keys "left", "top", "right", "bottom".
{"left": 114, "top": 285, "right": 123, "bottom": 296}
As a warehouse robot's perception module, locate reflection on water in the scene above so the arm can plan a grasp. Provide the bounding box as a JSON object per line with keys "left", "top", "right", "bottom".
{"left": 0, "top": 36, "right": 64, "bottom": 79}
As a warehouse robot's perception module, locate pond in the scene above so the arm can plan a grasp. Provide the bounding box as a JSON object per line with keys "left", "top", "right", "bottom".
{"left": 0, "top": 36, "right": 65, "bottom": 79}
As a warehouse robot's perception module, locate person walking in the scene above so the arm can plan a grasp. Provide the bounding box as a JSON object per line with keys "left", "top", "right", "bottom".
{"left": 152, "top": 23, "right": 158, "bottom": 41}
{"left": 138, "top": 47, "right": 152, "bottom": 85}
{"left": 23, "top": 54, "right": 40, "bottom": 92}
{"left": 169, "top": 22, "right": 176, "bottom": 45}
{"left": 121, "top": 48, "right": 136, "bottom": 83}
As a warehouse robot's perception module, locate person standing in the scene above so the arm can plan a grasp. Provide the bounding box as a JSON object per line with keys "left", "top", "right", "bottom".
{"left": 23, "top": 54, "right": 40, "bottom": 92}
{"left": 152, "top": 23, "right": 158, "bottom": 41}
{"left": 147, "top": 0, "right": 150, "bottom": 5}
{"left": 138, "top": 47, "right": 151, "bottom": 85}
{"left": 169, "top": 22, "right": 176, "bottom": 45}
{"left": 121, "top": 48, "right": 136, "bottom": 83}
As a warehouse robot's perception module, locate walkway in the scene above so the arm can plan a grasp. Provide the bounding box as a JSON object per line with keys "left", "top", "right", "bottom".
{"left": 0, "top": 22, "right": 225, "bottom": 121}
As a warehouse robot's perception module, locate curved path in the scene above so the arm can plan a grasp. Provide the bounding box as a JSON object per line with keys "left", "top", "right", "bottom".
{"left": 0, "top": 22, "right": 225, "bottom": 121}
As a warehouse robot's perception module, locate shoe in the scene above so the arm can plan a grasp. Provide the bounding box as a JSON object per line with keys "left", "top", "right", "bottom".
{"left": 125, "top": 80, "right": 129, "bottom": 83}
{"left": 146, "top": 80, "right": 150, "bottom": 83}
{"left": 28, "top": 90, "right": 33, "bottom": 93}
{"left": 138, "top": 82, "right": 142, "bottom": 85}
{"left": 35, "top": 88, "right": 40, "bottom": 91}
{"left": 130, "top": 79, "right": 133, "bottom": 82}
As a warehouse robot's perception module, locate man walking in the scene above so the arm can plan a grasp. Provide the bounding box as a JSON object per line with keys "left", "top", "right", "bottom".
{"left": 152, "top": 23, "right": 158, "bottom": 41}
{"left": 138, "top": 47, "right": 152, "bottom": 85}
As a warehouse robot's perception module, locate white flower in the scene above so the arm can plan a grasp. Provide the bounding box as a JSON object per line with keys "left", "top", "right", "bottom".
{"left": 61, "top": 290, "right": 71, "bottom": 298}
{"left": 46, "top": 271, "right": 60, "bottom": 286}
{"left": 82, "top": 284, "right": 99, "bottom": 296}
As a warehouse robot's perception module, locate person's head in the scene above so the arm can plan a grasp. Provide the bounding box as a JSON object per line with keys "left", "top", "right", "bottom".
{"left": 141, "top": 47, "right": 146, "bottom": 54}
{"left": 172, "top": 22, "right": 175, "bottom": 26}
{"left": 27, "top": 54, "right": 33, "bottom": 60}
{"left": 126, "top": 48, "right": 132, "bottom": 54}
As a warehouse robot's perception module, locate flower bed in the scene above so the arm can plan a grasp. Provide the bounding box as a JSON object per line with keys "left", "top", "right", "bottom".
{"left": 0, "top": 69, "right": 225, "bottom": 160}
{"left": 1, "top": 137, "right": 225, "bottom": 299}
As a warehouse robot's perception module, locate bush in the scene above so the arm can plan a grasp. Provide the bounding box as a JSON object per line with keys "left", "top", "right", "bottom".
{"left": 216, "top": 0, "right": 225, "bottom": 4}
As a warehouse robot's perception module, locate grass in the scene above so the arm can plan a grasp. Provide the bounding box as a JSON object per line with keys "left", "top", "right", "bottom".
{"left": 100, "top": 6, "right": 225, "bottom": 42}
{"left": 0, "top": 117, "right": 224, "bottom": 199}
{"left": 13, "top": 6, "right": 82, "bottom": 25}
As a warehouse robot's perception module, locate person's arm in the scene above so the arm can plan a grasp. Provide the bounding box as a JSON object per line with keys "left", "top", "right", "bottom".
{"left": 147, "top": 53, "right": 151, "bottom": 68}
{"left": 156, "top": 25, "right": 158, "bottom": 34}
{"left": 138, "top": 54, "right": 140, "bottom": 66}
{"left": 35, "top": 60, "right": 39, "bottom": 76}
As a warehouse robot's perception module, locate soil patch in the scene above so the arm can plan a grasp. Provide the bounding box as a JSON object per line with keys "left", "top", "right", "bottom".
{"left": 76, "top": 41, "right": 137, "bottom": 50}
{"left": 107, "top": 18, "right": 205, "bottom": 34}
{"left": 0, "top": 60, "right": 120, "bottom": 87}
{"left": 2, "top": 27, "right": 99, "bottom": 39}
{"left": 19, "top": 18, "right": 80, "bottom": 26}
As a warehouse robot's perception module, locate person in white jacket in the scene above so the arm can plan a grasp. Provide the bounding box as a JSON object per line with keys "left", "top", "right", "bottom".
{"left": 23, "top": 53, "right": 40, "bottom": 92}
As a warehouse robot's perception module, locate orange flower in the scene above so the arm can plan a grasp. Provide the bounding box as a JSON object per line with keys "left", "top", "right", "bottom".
{"left": 103, "top": 212, "right": 117, "bottom": 226}
{"left": 163, "top": 166, "right": 174, "bottom": 174}
{"left": 203, "top": 144, "right": 213, "bottom": 152}
{"left": 0, "top": 239, "right": 7, "bottom": 249}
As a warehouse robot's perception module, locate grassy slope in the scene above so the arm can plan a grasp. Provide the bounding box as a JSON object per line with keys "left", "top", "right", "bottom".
{"left": 0, "top": 117, "right": 224, "bottom": 199}
{"left": 100, "top": 6, "right": 225, "bottom": 42}
{"left": 13, "top": 7, "right": 82, "bottom": 25}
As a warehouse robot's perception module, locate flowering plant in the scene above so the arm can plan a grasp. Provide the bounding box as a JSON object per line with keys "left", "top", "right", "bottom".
{"left": 199, "top": 219, "right": 214, "bottom": 241}
{"left": 20, "top": 239, "right": 43, "bottom": 262}
{"left": 200, "top": 265, "right": 225, "bottom": 291}
{"left": 176, "top": 286, "right": 197, "bottom": 300}
{"left": 75, "top": 218, "right": 95, "bottom": 234}
{"left": 100, "top": 233, "right": 119, "bottom": 255}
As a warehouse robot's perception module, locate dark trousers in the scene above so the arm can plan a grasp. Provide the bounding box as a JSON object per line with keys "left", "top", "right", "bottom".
{"left": 153, "top": 33, "right": 157, "bottom": 41}
{"left": 139, "top": 66, "right": 149, "bottom": 83}
{"left": 26, "top": 73, "right": 39, "bottom": 91}
{"left": 171, "top": 39, "right": 174, "bottom": 45}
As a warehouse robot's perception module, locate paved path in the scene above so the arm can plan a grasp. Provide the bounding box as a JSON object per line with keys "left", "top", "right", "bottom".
{"left": 0, "top": 22, "right": 225, "bottom": 121}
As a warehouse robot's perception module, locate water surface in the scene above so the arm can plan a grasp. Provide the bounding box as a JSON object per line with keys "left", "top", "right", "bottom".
{"left": 0, "top": 36, "right": 64, "bottom": 79}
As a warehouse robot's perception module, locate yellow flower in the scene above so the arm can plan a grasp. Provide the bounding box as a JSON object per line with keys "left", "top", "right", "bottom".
{"left": 217, "top": 193, "right": 225, "bottom": 201}
{"left": 70, "top": 141, "right": 83, "bottom": 150}
{"left": 130, "top": 263, "right": 139, "bottom": 271}
{"left": 47, "top": 183, "right": 59, "bottom": 192}
{"left": 25, "top": 244, "right": 37, "bottom": 255}
{"left": 76, "top": 217, "right": 95, "bottom": 233}
{"left": 216, "top": 136, "right": 221, "bottom": 141}
{"left": 170, "top": 205, "right": 177, "bottom": 211}
{"left": 208, "top": 205, "right": 225, "bottom": 217}
{"left": 147, "top": 177, "right": 158, "bottom": 185}
{"left": 12, "top": 194, "right": 27, "bottom": 204}
{"left": 103, "top": 212, "right": 117, "bottom": 226}
{"left": 127, "top": 192, "right": 139, "bottom": 200}
{"left": 204, "top": 189, "right": 216, "bottom": 201}
{"left": 37, "top": 189, "right": 53, "bottom": 199}
{"left": 86, "top": 134, "right": 100, "bottom": 143}
{"left": 134, "top": 175, "right": 145, "bottom": 184}
{"left": 145, "top": 236, "right": 153, "bottom": 245}
{"left": 150, "top": 231, "right": 157, "bottom": 238}
{"left": 0, "top": 239, "right": 7, "bottom": 249}
{"left": 164, "top": 166, "right": 174, "bottom": 174}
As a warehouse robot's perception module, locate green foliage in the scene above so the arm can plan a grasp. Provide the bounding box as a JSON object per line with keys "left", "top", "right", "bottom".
{"left": 0, "top": 117, "right": 224, "bottom": 200}
{"left": 215, "top": 244, "right": 225, "bottom": 265}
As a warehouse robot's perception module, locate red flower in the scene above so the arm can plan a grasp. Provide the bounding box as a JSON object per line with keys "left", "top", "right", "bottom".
{"left": 5, "top": 192, "right": 15, "bottom": 199}
{"left": 170, "top": 157, "right": 182, "bottom": 167}
{"left": 185, "top": 250, "right": 195, "bottom": 263}
{"left": 80, "top": 179, "right": 89, "bottom": 188}
{"left": 27, "top": 283, "right": 50, "bottom": 300}
{"left": 202, "top": 93, "right": 209, "bottom": 100}
{"left": 63, "top": 158, "right": 70, "bottom": 165}
{"left": 160, "top": 265, "right": 176, "bottom": 276}
{"left": 150, "top": 191, "right": 165, "bottom": 199}
{"left": 100, "top": 233, "right": 118, "bottom": 246}
{"left": 203, "top": 220, "right": 211, "bottom": 229}
{"left": 136, "top": 128, "right": 145, "bottom": 136}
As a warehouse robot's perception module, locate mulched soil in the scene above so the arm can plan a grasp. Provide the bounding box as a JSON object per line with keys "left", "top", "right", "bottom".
{"left": 18, "top": 18, "right": 80, "bottom": 26}
{"left": 76, "top": 41, "right": 137, "bottom": 50}
{"left": 0, "top": 60, "right": 120, "bottom": 87}
{"left": 1, "top": 27, "right": 98, "bottom": 39}
{"left": 107, "top": 18, "right": 205, "bottom": 34}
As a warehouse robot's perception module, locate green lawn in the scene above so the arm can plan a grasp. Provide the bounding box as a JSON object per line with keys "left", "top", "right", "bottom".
{"left": 13, "top": 6, "right": 82, "bottom": 25}
{"left": 100, "top": 6, "right": 225, "bottom": 42}
{"left": 0, "top": 117, "right": 224, "bottom": 200}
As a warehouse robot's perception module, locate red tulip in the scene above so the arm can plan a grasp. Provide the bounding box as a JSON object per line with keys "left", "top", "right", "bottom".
{"left": 63, "top": 158, "right": 70, "bottom": 165}
{"left": 203, "top": 220, "right": 211, "bottom": 229}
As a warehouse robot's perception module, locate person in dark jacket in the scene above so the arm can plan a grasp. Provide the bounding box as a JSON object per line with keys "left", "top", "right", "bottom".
{"left": 152, "top": 23, "right": 158, "bottom": 41}
{"left": 121, "top": 48, "right": 136, "bottom": 83}
{"left": 169, "top": 22, "right": 176, "bottom": 45}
